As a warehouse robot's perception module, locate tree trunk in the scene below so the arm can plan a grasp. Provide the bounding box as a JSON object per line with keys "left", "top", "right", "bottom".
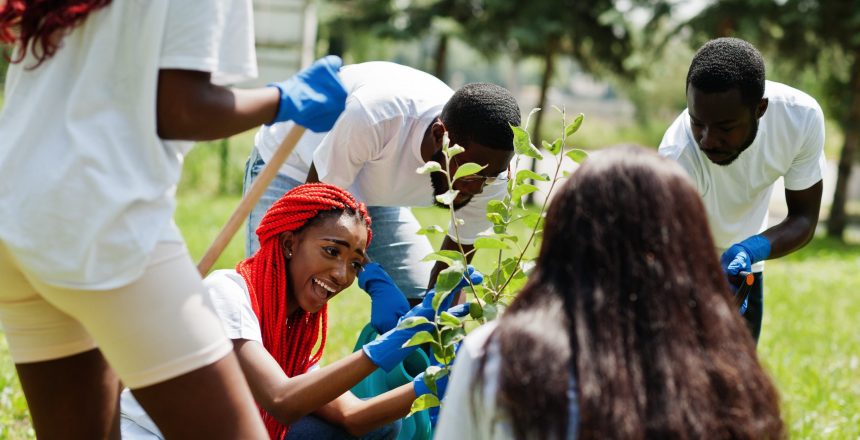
{"left": 434, "top": 34, "right": 448, "bottom": 81}
{"left": 526, "top": 37, "right": 558, "bottom": 205}
{"left": 827, "top": 55, "right": 860, "bottom": 240}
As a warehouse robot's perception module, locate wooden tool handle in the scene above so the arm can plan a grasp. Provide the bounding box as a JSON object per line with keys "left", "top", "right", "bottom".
{"left": 197, "top": 125, "right": 307, "bottom": 276}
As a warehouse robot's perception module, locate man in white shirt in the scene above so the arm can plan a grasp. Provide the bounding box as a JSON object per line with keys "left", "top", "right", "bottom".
{"left": 659, "top": 38, "right": 825, "bottom": 342}
{"left": 245, "top": 62, "right": 521, "bottom": 301}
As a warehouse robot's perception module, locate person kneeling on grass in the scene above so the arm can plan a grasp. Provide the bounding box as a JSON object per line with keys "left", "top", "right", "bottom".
{"left": 435, "top": 146, "right": 785, "bottom": 439}
{"left": 120, "top": 183, "right": 479, "bottom": 440}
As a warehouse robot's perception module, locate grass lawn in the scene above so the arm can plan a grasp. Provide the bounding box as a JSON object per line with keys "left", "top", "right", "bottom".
{"left": 1, "top": 195, "right": 859, "bottom": 439}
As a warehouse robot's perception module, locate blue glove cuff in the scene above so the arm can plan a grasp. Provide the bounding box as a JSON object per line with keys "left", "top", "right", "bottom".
{"left": 738, "top": 234, "right": 771, "bottom": 264}
{"left": 413, "top": 373, "right": 432, "bottom": 397}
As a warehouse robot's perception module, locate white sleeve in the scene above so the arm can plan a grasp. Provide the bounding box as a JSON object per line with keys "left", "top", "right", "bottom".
{"left": 160, "top": 0, "right": 257, "bottom": 85}
{"left": 784, "top": 105, "right": 826, "bottom": 191}
{"left": 312, "top": 99, "right": 388, "bottom": 189}
{"left": 448, "top": 177, "right": 506, "bottom": 244}
{"left": 203, "top": 271, "right": 263, "bottom": 342}
{"left": 435, "top": 323, "right": 498, "bottom": 439}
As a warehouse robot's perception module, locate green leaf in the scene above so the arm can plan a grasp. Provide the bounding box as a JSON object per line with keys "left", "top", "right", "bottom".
{"left": 422, "top": 365, "right": 446, "bottom": 395}
{"left": 544, "top": 138, "right": 563, "bottom": 155}
{"left": 435, "top": 189, "right": 459, "bottom": 206}
{"left": 511, "top": 184, "right": 539, "bottom": 204}
{"left": 474, "top": 236, "right": 509, "bottom": 250}
{"left": 438, "top": 311, "right": 462, "bottom": 328}
{"left": 401, "top": 331, "right": 437, "bottom": 349}
{"left": 522, "top": 212, "right": 543, "bottom": 228}
{"left": 565, "top": 113, "right": 584, "bottom": 137}
{"left": 409, "top": 394, "right": 440, "bottom": 415}
{"left": 515, "top": 169, "right": 550, "bottom": 184}
{"left": 442, "top": 327, "right": 466, "bottom": 346}
{"left": 486, "top": 200, "right": 511, "bottom": 221}
{"left": 486, "top": 212, "right": 505, "bottom": 225}
{"left": 432, "top": 262, "right": 466, "bottom": 310}
{"left": 416, "top": 161, "right": 443, "bottom": 175}
{"left": 430, "top": 343, "right": 456, "bottom": 365}
{"left": 511, "top": 125, "right": 543, "bottom": 160}
{"left": 447, "top": 145, "right": 465, "bottom": 158}
{"left": 421, "top": 250, "right": 466, "bottom": 266}
{"left": 565, "top": 148, "right": 588, "bottom": 164}
{"left": 468, "top": 300, "right": 484, "bottom": 319}
{"left": 395, "top": 316, "right": 431, "bottom": 330}
{"left": 483, "top": 303, "right": 499, "bottom": 321}
{"left": 452, "top": 162, "right": 486, "bottom": 182}
{"left": 416, "top": 225, "right": 444, "bottom": 236}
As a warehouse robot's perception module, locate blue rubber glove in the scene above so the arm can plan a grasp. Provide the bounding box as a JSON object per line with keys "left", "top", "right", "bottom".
{"left": 720, "top": 234, "right": 771, "bottom": 283}
{"left": 267, "top": 55, "right": 347, "bottom": 131}
{"left": 362, "top": 267, "right": 482, "bottom": 372}
{"left": 414, "top": 368, "right": 449, "bottom": 426}
{"left": 358, "top": 263, "right": 411, "bottom": 334}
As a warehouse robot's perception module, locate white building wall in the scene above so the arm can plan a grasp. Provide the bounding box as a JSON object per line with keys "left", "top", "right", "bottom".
{"left": 248, "top": 0, "right": 317, "bottom": 86}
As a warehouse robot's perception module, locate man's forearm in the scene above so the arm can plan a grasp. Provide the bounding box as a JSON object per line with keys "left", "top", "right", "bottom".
{"left": 761, "top": 181, "right": 823, "bottom": 259}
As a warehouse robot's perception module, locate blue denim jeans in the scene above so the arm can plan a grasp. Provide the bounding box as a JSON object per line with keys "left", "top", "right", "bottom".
{"left": 284, "top": 414, "right": 401, "bottom": 440}
{"left": 243, "top": 148, "right": 434, "bottom": 299}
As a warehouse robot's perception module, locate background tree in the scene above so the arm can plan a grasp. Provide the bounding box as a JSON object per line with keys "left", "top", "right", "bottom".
{"left": 680, "top": 0, "right": 860, "bottom": 241}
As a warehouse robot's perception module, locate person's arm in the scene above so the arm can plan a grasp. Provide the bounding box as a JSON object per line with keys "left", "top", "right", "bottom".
{"left": 231, "top": 285, "right": 471, "bottom": 427}
{"left": 156, "top": 69, "right": 279, "bottom": 141}
{"left": 157, "top": 56, "right": 345, "bottom": 141}
{"left": 313, "top": 387, "right": 416, "bottom": 436}
{"left": 762, "top": 180, "right": 822, "bottom": 258}
{"left": 232, "top": 340, "right": 377, "bottom": 426}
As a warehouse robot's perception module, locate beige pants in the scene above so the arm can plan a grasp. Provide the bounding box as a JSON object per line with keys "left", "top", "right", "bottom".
{"left": 0, "top": 242, "right": 232, "bottom": 388}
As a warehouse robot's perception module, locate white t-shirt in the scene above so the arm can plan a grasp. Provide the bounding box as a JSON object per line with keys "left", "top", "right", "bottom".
{"left": 254, "top": 62, "right": 506, "bottom": 244}
{"left": 435, "top": 322, "right": 579, "bottom": 440}
{"left": 0, "top": 0, "right": 256, "bottom": 288}
{"left": 658, "top": 81, "right": 826, "bottom": 270}
{"left": 120, "top": 269, "right": 263, "bottom": 439}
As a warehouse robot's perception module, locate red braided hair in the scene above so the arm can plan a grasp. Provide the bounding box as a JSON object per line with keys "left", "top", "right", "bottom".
{"left": 236, "top": 183, "right": 372, "bottom": 440}
{"left": 0, "top": 0, "right": 112, "bottom": 68}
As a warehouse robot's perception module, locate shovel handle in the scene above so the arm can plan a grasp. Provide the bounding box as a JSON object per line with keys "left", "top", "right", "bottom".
{"left": 197, "top": 125, "right": 307, "bottom": 276}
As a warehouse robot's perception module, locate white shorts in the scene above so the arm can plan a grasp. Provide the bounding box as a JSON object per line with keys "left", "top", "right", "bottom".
{"left": 0, "top": 241, "right": 233, "bottom": 388}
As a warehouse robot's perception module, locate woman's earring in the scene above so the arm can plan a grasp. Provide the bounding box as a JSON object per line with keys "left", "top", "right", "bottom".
{"left": 286, "top": 250, "right": 293, "bottom": 258}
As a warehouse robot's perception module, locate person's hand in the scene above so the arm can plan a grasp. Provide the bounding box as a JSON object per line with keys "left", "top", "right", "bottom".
{"left": 358, "top": 263, "right": 410, "bottom": 334}
{"left": 361, "top": 266, "right": 482, "bottom": 372}
{"left": 413, "top": 367, "right": 450, "bottom": 426}
{"left": 267, "top": 55, "right": 347, "bottom": 131}
{"left": 720, "top": 234, "right": 770, "bottom": 286}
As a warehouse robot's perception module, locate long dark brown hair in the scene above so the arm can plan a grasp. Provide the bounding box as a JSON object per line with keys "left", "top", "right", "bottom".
{"left": 0, "top": 0, "right": 112, "bottom": 67}
{"left": 478, "top": 145, "right": 784, "bottom": 439}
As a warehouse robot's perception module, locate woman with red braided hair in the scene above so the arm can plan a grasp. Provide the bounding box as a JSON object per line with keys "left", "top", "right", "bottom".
{"left": 120, "top": 183, "right": 479, "bottom": 440}
{"left": 0, "top": 0, "right": 347, "bottom": 438}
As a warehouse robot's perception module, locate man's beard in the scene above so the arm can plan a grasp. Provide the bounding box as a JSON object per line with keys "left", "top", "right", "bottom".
{"left": 711, "top": 116, "right": 759, "bottom": 166}
{"left": 429, "top": 149, "right": 470, "bottom": 210}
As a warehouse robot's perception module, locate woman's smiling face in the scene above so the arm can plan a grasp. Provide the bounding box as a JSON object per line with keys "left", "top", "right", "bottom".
{"left": 281, "top": 211, "right": 368, "bottom": 314}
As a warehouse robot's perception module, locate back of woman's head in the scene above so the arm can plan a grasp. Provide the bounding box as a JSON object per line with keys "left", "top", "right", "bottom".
{"left": 488, "top": 145, "right": 784, "bottom": 439}
{"left": 236, "top": 183, "right": 371, "bottom": 440}
{"left": 0, "top": 0, "right": 112, "bottom": 67}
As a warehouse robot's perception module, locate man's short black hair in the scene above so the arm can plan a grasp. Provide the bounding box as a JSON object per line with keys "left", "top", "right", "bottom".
{"left": 441, "top": 83, "right": 521, "bottom": 151}
{"left": 686, "top": 37, "right": 766, "bottom": 107}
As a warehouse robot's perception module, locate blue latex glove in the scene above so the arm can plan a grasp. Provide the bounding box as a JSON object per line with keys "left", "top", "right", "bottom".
{"left": 358, "top": 263, "right": 411, "bottom": 334}
{"left": 362, "top": 267, "right": 482, "bottom": 372}
{"left": 720, "top": 234, "right": 771, "bottom": 282}
{"left": 267, "top": 55, "right": 347, "bottom": 131}
{"left": 413, "top": 368, "right": 450, "bottom": 426}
